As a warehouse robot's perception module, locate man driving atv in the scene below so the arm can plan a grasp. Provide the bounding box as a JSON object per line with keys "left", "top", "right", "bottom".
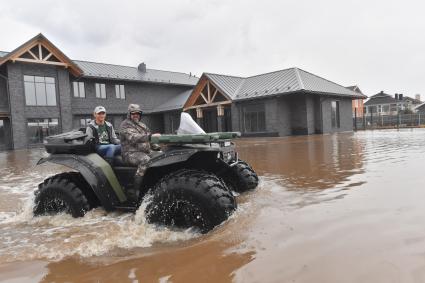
{"left": 120, "top": 104, "right": 160, "bottom": 201}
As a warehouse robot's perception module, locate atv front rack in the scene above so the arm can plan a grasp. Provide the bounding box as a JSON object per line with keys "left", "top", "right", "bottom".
{"left": 150, "top": 132, "right": 241, "bottom": 144}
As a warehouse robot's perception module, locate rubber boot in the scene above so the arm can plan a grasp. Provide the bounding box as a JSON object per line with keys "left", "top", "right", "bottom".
{"left": 127, "top": 175, "right": 143, "bottom": 204}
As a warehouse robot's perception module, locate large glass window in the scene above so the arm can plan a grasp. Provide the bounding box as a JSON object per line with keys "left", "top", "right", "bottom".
{"left": 24, "top": 75, "right": 56, "bottom": 106}
{"left": 331, "top": 101, "right": 340, "bottom": 128}
{"left": 243, "top": 104, "right": 266, "bottom": 133}
{"left": 73, "top": 81, "right": 85, "bottom": 98}
{"left": 115, "top": 84, "right": 125, "bottom": 99}
{"left": 27, "top": 118, "right": 59, "bottom": 145}
{"left": 95, "top": 83, "right": 106, "bottom": 99}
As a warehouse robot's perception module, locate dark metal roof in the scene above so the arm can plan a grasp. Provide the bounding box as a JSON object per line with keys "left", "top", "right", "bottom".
{"left": 74, "top": 60, "right": 199, "bottom": 86}
{"left": 204, "top": 68, "right": 364, "bottom": 101}
{"left": 151, "top": 89, "right": 193, "bottom": 113}
{"left": 364, "top": 95, "right": 395, "bottom": 105}
{"left": 364, "top": 92, "right": 422, "bottom": 106}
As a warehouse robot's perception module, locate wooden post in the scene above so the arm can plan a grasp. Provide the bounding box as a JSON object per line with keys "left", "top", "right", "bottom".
{"left": 196, "top": 108, "right": 203, "bottom": 128}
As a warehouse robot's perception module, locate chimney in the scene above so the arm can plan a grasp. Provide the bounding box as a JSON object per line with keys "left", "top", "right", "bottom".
{"left": 395, "top": 93, "right": 398, "bottom": 100}
{"left": 380, "top": 90, "right": 384, "bottom": 94}
{"left": 138, "top": 62, "right": 146, "bottom": 72}
{"left": 415, "top": 94, "right": 421, "bottom": 101}
{"left": 399, "top": 93, "right": 403, "bottom": 100}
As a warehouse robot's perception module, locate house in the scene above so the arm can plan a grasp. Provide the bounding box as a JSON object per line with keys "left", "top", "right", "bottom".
{"left": 0, "top": 33, "right": 365, "bottom": 150}
{"left": 167, "top": 69, "right": 365, "bottom": 136}
{"left": 346, "top": 85, "right": 365, "bottom": 117}
{"left": 0, "top": 33, "right": 198, "bottom": 150}
{"left": 364, "top": 91, "right": 422, "bottom": 116}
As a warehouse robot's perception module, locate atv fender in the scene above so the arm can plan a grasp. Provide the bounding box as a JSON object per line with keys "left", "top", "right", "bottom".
{"left": 147, "top": 148, "right": 221, "bottom": 168}
{"left": 37, "top": 153, "right": 127, "bottom": 211}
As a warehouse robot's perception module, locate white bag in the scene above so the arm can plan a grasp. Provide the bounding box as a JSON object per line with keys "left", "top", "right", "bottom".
{"left": 177, "top": 112, "right": 205, "bottom": 134}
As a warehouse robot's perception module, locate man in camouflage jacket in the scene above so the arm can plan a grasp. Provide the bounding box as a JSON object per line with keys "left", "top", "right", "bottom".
{"left": 119, "top": 104, "right": 152, "bottom": 179}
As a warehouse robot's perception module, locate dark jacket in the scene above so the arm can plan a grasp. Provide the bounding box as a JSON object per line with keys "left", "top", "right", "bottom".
{"left": 119, "top": 118, "right": 151, "bottom": 154}
{"left": 85, "top": 120, "right": 120, "bottom": 145}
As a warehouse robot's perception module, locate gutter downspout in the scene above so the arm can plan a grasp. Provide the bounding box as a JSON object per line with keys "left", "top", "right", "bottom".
{"left": 0, "top": 72, "right": 14, "bottom": 149}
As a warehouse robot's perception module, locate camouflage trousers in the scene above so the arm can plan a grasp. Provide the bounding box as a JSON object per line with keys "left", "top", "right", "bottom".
{"left": 122, "top": 152, "right": 151, "bottom": 177}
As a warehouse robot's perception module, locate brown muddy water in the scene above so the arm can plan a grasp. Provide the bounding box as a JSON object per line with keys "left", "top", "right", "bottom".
{"left": 1, "top": 129, "right": 425, "bottom": 283}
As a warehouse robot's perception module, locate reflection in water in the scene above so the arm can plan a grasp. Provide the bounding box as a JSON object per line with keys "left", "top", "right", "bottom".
{"left": 236, "top": 133, "right": 365, "bottom": 190}
{"left": 40, "top": 239, "right": 255, "bottom": 283}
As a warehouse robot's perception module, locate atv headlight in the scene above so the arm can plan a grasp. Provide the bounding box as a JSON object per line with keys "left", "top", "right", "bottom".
{"left": 226, "top": 152, "right": 233, "bottom": 162}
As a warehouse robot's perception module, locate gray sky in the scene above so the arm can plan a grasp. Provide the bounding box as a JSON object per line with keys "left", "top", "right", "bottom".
{"left": 1, "top": 0, "right": 424, "bottom": 97}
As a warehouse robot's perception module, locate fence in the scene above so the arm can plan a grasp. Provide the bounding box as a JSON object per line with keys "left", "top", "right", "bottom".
{"left": 353, "top": 113, "right": 425, "bottom": 130}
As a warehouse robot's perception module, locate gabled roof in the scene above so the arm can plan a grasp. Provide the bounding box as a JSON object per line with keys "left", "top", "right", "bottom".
{"left": 74, "top": 60, "right": 198, "bottom": 86}
{"left": 203, "top": 68, "right": 365, "bottom": 101}
{"left": 0, "top": 33, "right": 83, "bottom": 76}
{"left": 346, "top": 85, "right": 365, "bottom": 96}
{"left": 0, "top": 34, "right": 199, "bottom": 86}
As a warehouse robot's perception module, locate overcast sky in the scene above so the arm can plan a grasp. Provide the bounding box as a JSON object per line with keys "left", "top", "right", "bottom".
{"left": 1, "top": 0, "right": 424, "bottom": 97}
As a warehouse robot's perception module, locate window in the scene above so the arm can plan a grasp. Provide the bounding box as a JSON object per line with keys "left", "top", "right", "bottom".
{"left": 115, "top": 84, "right": 125, "bottom": 99}
{"left": 24, "top": 75, "right": 56, "bottom": 106}
{"left": 331, "top": 101, "right": 340, "bottom": 128}
{"left": 27, "top": 118, "right": 59, "bottom": 145}
{"left": 169, "top": 113, "right": 180, "bottom": 133}
{"left": 383, "top": 105, "right": 390, "bottom": 113}
{"left": 73, "top": 81, "right": 85, "bottom": 98}
{"left": 95, "top": 83, "right": 106, "bottom": 99}
{"left": 0, "top": 120, "right": 4, "bottom": 147}
{"left": 243, "top": 104, "right": 266, "bottom": 133}
{"left": 377, "top": 105, "right": 382, "bottom": 113}
{"left": 80, "top": 118, "right": 92, "bottom": 128}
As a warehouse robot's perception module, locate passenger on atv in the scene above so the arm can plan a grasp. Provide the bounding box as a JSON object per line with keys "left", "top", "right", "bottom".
{"left": 85, "top": 105, "right": 121, "bottom": 164}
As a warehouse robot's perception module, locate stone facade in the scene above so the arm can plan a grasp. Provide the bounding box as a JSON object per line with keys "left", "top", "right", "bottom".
{"left": 3, "top": 61, "right": 194, "bottom": 149}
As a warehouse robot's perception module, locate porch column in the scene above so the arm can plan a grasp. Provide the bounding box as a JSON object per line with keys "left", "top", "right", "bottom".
{"left": 217, "top": 104, "right": 224, "bottom": 132}
{"left": 196, "top": 108, "right": 203, "bottom": 128}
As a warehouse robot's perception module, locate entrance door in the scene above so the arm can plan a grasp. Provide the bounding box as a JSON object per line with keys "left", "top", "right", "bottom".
{"left": 203, "top": 108, "right": 218, "bottom": 133}
{"left": 0, "top": 119, "right": 11, "bottom": 151}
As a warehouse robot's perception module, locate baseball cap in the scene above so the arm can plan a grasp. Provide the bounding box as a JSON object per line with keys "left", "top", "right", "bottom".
{"left": 94, "top": 106, "right": 106, "bottom": 114}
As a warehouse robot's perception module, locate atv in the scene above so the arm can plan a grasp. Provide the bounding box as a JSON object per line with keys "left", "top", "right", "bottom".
{"left": 33, "top": 114, "right": 258, "bottom": 233}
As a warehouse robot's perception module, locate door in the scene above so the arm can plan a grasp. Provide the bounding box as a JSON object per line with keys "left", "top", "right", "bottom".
{"left": 203, "top": 108, "right": 218, "bottom": 133}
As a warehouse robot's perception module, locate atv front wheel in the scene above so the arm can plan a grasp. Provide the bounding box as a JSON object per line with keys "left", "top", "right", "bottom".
{"left": 222, "top": 160, "right": 259, "bottom": 193}
{"left": 33, "top": 174, "right": 90, "bottom": 218}
{"left": 145, "top": 169, "right": 236, "bottom": 233}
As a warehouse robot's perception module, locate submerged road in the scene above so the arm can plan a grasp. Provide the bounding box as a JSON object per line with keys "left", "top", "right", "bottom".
{"left": 1, "top": 129, "right": 425, "bottom": 282}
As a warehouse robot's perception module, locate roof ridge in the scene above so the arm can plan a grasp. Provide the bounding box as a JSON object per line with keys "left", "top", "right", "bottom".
{"left": 296, "top": 67, "right": 353, "bottom": 90}
{"left": 245, "top": 67, "right": 296, "bottom": 79}
{"left": 294, "top": 67, "right": 305, "bottom": 90}
{"left": 74, "top": 59, "right": 194, "bottom": 76}
{"left": 204, "top": 72, "right": 244, "bottom": 79}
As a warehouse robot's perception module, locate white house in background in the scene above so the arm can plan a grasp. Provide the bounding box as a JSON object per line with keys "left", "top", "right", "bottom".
{"left": 364, "top": 91, "right": 422, "bottom": 115}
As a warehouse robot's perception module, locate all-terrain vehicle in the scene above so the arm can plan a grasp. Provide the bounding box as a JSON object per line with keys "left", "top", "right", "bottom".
{"left": 34, "top": 114, "right": 258, "bottom": 233}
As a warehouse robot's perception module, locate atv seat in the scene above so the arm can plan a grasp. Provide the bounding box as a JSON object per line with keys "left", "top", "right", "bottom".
{"left": 112, "top": 155, "right": 133, "bottom": 167}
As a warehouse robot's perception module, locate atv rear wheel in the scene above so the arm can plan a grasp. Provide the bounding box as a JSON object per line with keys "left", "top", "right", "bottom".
{"left": 145, "top": 169, "right": 236, "bottom": 233}
{"left": 33, "top": 174, "right": 90, "bottom": 218}
{"left": 222, "top": 160, "right": 259, "bottom": 193}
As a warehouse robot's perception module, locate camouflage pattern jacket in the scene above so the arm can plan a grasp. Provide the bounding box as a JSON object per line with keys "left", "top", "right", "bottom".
{"left": 119, "top": 118, "right": 152, "bottom": 154}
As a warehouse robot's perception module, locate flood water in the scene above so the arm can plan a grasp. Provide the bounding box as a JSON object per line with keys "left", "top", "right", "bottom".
{"left": 1, "top": 129, "right": 425, "bottom": 282}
